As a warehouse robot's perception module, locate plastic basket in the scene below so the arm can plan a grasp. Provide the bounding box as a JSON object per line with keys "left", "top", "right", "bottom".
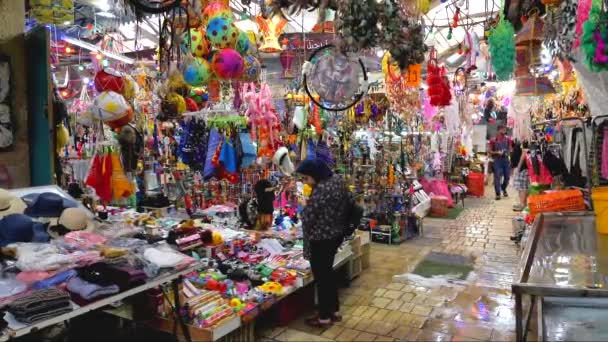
{"left": 527, "top": 189, "right": 586, "bottom": 219}
{"left": 466, "top": 172, "right": 485, "bottom": 197}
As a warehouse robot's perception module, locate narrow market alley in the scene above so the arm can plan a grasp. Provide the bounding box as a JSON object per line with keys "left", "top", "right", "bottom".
{"left": 260, "top": 191, "right": 519, "bottom": 342}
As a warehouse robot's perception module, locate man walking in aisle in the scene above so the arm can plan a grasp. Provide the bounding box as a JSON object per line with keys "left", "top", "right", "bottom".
{"left": 489, "top": 125, "right": 513, "bottom": 200}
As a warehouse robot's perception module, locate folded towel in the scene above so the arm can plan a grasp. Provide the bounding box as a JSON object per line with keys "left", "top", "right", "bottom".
{"left": 7, "top": 288, "right": 71, "bottom": 323}
{"left": 143, "top": 248, "right": 184, "bottom": 268}
{"left": 31, "top": 270, "right": 77, "bottom": 290}
{"left": 67, "top": 277, "right": 119, "bottom": 301}
{"left": 109, "top": 265, "right": 147, "bottom": 284}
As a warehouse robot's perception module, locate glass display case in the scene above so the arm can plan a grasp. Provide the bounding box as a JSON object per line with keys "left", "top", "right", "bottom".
{"left": 512, "top": 212, "right": 608, "bottom": 341}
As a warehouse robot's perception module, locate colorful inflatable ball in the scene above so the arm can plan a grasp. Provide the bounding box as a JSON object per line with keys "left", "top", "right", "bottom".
{"left": 183, "top": 57, "right": 213, "bottom": 87}
{"left": 241, "top": 54, "right": 260, "bottom": 81}
{"left": 235, "top": 30, "right": 251, "bottom": 55}
{"left": 182, "top": 27, "right": 211, "bottom": 58}
{"left": 212, "top": 49, "right": 244, "bottom": 79}
{"left": 206, "top": 17, "right": 238, "bottom": 49}
{"left": 202, "top": 1, "right": 232, "bottom": 26}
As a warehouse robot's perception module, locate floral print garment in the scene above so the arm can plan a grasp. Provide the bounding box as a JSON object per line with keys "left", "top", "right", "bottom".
{"left": 302, "top": 176, "right": 350, "bottom": 259}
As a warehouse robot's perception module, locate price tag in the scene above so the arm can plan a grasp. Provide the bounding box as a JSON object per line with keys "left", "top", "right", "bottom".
{"left": 405, "top": 64, "right": 421, "bottom": 87}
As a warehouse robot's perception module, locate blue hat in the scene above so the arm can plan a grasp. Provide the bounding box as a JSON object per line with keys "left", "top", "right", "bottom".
{"left": 22, "top": 192, "right": 77, "bottom": 218}
{"left": 295, "top": 159, "right": 333, "bottom": 183}
{"left": 0, "top": 214, "right": 36, "bottom": 247}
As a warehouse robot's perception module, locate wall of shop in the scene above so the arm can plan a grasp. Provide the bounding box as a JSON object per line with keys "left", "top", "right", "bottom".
{"left": 0, "top": 1, "right": 29, "bottom": 188}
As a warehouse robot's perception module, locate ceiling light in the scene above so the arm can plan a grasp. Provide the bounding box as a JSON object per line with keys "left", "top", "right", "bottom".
{"left": 64, "top": 37, "right": 135, "bottom": 64}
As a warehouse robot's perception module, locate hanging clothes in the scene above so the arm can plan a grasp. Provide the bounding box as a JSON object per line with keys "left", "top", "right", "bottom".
{"left": 526, "top": 152, "right": 553, "bottom": 185}
{"left": 602, "top": 127, "right": 608, "bottom": 179}
{"left": 564, "top": 126, "right": 587, "bottom": 177}
{"left": 563, "top": 126, "right": 588, "bottom": 187}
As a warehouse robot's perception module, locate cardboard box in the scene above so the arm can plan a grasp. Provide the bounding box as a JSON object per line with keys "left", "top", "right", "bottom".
{"left": 356, "top": 230, "right": 370, "bottom": 245}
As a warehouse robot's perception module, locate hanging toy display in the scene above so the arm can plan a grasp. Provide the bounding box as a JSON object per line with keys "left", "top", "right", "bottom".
{"left": 574, "top": 0, "right": 593, "bottom": 49}
{"left": 581, "top": 1, "right": 608, "bottom": 72}
{"left": 488, "top": 12, "right": 516, "bottom": 81}
{"left": 426, "top": 48, "right": 452, "bottom": 107}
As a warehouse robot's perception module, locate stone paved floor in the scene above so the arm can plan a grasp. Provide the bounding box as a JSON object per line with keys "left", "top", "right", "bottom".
{"left": 259, "top": 190, "right": 521, "bottom": 341}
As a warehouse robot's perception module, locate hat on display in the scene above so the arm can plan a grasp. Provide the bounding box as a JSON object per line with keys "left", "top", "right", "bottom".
{"left": 90, "top": 91, "right": 131, "bottom": 123}
{"left": 272, "top": 147, "right": 295, "bottom": 176}
{"left": 0, "top": 189, "right": 26, "bottom": 218}
{"left": 22, "top": 192, "right": 77, "bottom": 218}
{"left": 48, "top": 207, "right": 96, "bottom": 239}
{"left": 0, "top": 214, "right": 49, "bottom": 247}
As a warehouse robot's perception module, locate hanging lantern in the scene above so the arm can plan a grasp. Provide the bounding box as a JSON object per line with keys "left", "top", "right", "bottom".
{"left": 514, "top": 10, "right": 555, "bottom": 95}
{"left": 279, "top": 48, "right": 295, "bottom": 78}
{"left": 256, "top": 14, "right": 287, "bottom": 54}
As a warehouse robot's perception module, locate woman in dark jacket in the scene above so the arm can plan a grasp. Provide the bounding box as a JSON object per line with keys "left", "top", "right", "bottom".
{"left": 296, "top": 159, "right": 350, "bottom": 327}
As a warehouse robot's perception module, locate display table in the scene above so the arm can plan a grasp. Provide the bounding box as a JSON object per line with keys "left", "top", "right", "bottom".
{"left": 512, "top": 212, "right": 608, "bottom": 342}
{"left": 0, "top": 263, "right": 202, "bottom": 341}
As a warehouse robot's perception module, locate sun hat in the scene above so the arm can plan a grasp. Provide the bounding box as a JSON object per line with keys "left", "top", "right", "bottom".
{"left": 0, "top": 214, "right": 48, "bottom": 247}
{"left": 272, "top": 147, "right": 295, "bottom": 176}
{"left": 90, "top": 91, "right": 131, "bottom": 123}
{"left": 47, "top": 207, "right": 96, "bottom": 239}
{"left": 0, "top": 189, "right": 27, "bottom": 218}
{"left": 22, "top": 192, "right": 77, "bottom": 218}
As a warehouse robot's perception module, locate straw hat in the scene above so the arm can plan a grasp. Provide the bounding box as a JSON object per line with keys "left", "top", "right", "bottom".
{"left": 0, "top": 189, "right": 26, "bottom": 218}
{"left": 48, "top": 207, "right": 96, "bottom": 239}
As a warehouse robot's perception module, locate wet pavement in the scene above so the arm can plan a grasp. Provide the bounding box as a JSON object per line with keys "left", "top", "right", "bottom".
{"left": 259, "top": 190, "right": 521, "bottom": 341}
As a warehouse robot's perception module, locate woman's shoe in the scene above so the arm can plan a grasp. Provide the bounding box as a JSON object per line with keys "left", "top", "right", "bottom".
{"left": 332, "top": 313, "right": 342, "bottom": 322}
{"left": 305, "top": 317, "right": 333, "bottom": 328}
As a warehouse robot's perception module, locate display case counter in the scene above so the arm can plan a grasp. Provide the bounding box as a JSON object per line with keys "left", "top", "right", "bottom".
{"left": 512, "top": 212, "right": 608, "bottom": 342}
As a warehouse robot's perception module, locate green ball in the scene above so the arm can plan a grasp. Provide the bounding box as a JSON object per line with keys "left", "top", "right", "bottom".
{"left": 235, "top": 30, "right": 250, "bottom": 56}
{"left": 183, "top": 57, "right": 213, "bottom": 86}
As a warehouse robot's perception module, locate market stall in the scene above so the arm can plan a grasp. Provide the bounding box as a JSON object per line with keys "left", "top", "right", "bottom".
{"left": 15, "top": 0, "right": 608, "bottom": 340}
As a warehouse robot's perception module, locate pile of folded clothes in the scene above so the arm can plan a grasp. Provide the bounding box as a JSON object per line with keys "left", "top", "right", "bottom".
{"left": 7, "top": 288, "right": 71, "bottom": 323}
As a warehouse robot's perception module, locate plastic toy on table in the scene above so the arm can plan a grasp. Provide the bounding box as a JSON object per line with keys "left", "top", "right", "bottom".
{"left": 257, "top": 281, "right": 283, "bottom": 295}
{"left": 270, "top": 268, "right": 297, "bottom": 286}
